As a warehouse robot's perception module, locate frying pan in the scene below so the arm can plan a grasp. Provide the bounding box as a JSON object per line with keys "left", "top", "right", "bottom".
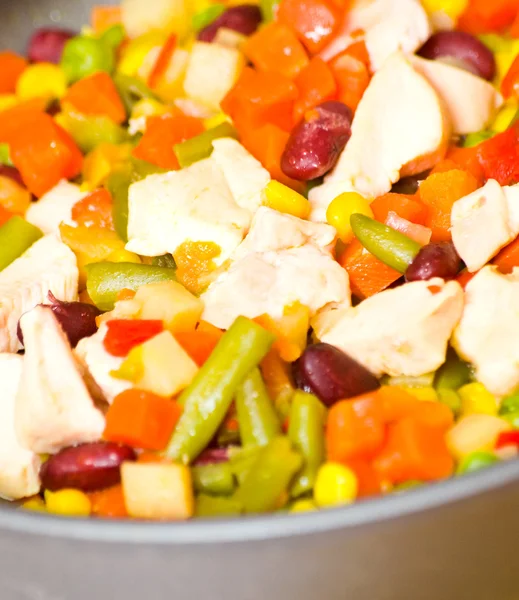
{"left": 1, "top": 2, "right": 519, "bottom": 599}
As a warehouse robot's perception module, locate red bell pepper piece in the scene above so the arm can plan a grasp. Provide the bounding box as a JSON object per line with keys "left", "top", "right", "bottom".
{"left": 475, "top": 125, "right": 519, "bottom": 186}
{"left": 103, "top": 319, "right": 164, "bottom": 357}
{"left": 495, "top": 430, "right": 519, "bottom": 449}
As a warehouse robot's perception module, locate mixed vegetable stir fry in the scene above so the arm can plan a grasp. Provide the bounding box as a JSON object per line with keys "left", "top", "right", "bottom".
{"left": 1, "top": 0, "right": 519, "bottom": 521}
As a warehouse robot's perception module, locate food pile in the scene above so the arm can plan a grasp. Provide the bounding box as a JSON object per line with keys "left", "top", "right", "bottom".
{"left": 1, "top": 0, "right": 519, "bottom": 520}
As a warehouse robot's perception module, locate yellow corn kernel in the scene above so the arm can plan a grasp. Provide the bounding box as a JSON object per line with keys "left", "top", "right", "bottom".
{"left": 262, "top": 180, "right": 310, "bottom": 219}
{"left": 459, "top": 382, "right": 498, "bottom": 416}
{"left": 131, "top": 98, "right": 169, "bottom": 120}
{"left": 16, "top": 63, "right": 67, "bottom": 101}
{"left": 491, "top": 99, "right": 519, "bottom": 133}
{"left": 107, "top": 249, "right": 142, "bottom": 264}
{"left": 82, "top": 143, "right": 132, "bottom": 189}
{"left": 21, "top": 497, "right": 47, "bottom": 512}
{"left": 421, "top": 0, "right": 468, "bottom": 20}
{"left": 401, "top": 386, "right": 438, "bottom": 403}
{"left": 447, "top": 414, "right": 511, "bottom": 460}
{"left": 314, "top": 462, "right": 358, "bottom": 508}
{"left": 203, "top": 112, "right": 231, "bottom": 130}
{"left": 0, "top": 94, "right": 18, "bottom": 112}
{"left": 44, "top": 489, "right": 92, "bottom": 517}
{"left": 290, "top": 499, "right": 317, "bottom": 513}
{"left": 326, "top": 192, "right": 373, "bottom": 243}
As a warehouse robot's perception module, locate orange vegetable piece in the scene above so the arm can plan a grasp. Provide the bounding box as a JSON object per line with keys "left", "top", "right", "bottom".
{"left": 277, "top": 0, "right": 341, "bottom": 54}
{"left": 339, "top": 238, "right": 401, "bottom": 299}
{"left": 174, "top": 329, "right": 223, "bottom": 366}
{"left": 0, "top": 51, "right": 27, "bottom": 94}
{"left": 133, "top": 113, "right": 204, "bottom": 170}
{"left": 476, "top": 125, "right": 519, "bottom": 186}
{"left": 456, "top": 269, "right": 477, "bottom": 289}
{"left": 418, "top": 169, "right": 479, "bottom": 242}
{"left": 346, "top": 458, "right": 384, "bottom": 498}
{"left": 511, "top": 11, "right": 519, "bottom": 38}
{"left": 72, "top": 188, "right": 114, "bottom": 229}
{"left": 260, "top": 349, "right": 295, "bottom": 416}
{"left": 446, "top": 146, "right": 484, "bottom": 184}
{"left": 63, "top": 72, "right": 126, "bottom": 125}
{"left": 502, "top": 54, "right": 519, "bottom": 99}
{"left": 242, "top": 22, "right": 309, "bottom": 79}
{"left": 370, "top": 193, "right": 428, "bottom": 226}
{"left": 0, "top": 205, "right": 13, "bottom": 227}
{"left": 329, "top": 51, "right": 370, "bottom": 112}
{"left": 326, "top": 392, "right": 386, "bottom": 462}
{"left": 173, "top": 240, "right": 221, "bottom": 295}
{"left": 91, "top": 6, "right": 122, "bottom": 33}
{"left": 458, "top": 0, "right": 518, "bottom": 34}
{"left": 89, "top": 484, "right": 128, "bottom": 518}
{"left": 493, "top": 236, "right": 519, "bottom": 274}
{"left": 0, "top": 175, "right": 31, "bottom": 215}
{"left": 104, "top": 389, "right": 182, "bottom": 451}
{"left": 0, "top": 100, "right": 49, "bottom": 144}
{"left": 116, "top": 288, "right": 137, "bottom": 302}
{"left": 103, "top": 319, "right": 164, "bottom": 357}
{"left": 148, "top": 34, "right": 177, "bottom": 90}
{"left": 373, "top": 417, "right": 454, "bottom": 484}
{"left": 292, "top": 57, "right": 337, "bottom": 123}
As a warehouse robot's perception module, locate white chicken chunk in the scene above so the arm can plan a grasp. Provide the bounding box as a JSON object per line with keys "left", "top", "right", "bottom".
{"left": 25, "top": 180, "right": 86, "bottom": 235}
{"left": 313, "top": 278, "right": 464, "bottom": 377}
{"left": 309, "top": 52, "right": 450, "bottom": 221}
{"left": 126, "top": 157, "right": 251, "bottom": 265}
{"left": 202, "top": 207, "right": 350, "bottom": 328}
{"left": 451, "top": 180, "right": 519, "bottom": 272}
{"left": 15, "top": 306, "right": 105, "bottom": 454}
{"left": 319, "top": 0, "right": 431, "bottom": 70}
{"left": 0, "top": 354, "right": 40, "bottom": 500}
{"left": 75, "top": 324, "right": 132, "bottom": 404}
{"left": 453, "top": 266, "right": 519, "bottom": 397}
{"left": 0, "top": 235, "right": 79, "bottom": 353}
{"left": 411, "top": 56, "right": 503, "bottom": 135}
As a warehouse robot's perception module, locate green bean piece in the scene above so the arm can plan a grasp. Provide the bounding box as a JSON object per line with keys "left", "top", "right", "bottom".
{"left": 233, "top": 437, "right": 302, "bottom": 514}
{"left": 228, "top": 445, "right": 263, "bottom": 485}
{"left": 350, "top": 213, "right": 421, "bottom": 273}
{"left": 61, "top": 36, "right": 115, "bottom": 83}
{"left": 288, "top": 391, "right": 326, "bottom": 498}
{"left": 236, "top": 367, "right": 282, "bottom": 448}
{"left": 260, "top": 0, "right": 280, "bottom": 21}
{"left": 499, "top": 393, "right": 519, "bottom": 416}
{"left": 151, "top": 254, "right": 176, "bottom": 269}
{"left": 100, "top": 24, "right": 125, "bottom": 50}
{"left": 0, "top": 143, "right": 13, "bottom": 166}
{"left": 437, "top": 389, "right": 462, "bottom": 418}
{"left": 462, "top": 130, "right": 495, "bottom": 148}
{"left": 165, "top": 317, "right": 275, "bottom": 463}
{"left": 195, "top": 494, "right": 243, "bottom": 517}
{"left": 59, "top": 110, "right": 128, "bottom": 154}
{"left": 0, "top": 217, "right": 43, "bottom": 271}
{"left": 192, "top": 463, "right": 235, "bottom": 496}
{"left": 107, "top": 166, "right": 133, "bottom": 241}
{"left": 192, "top": 3, "right": 226, "bottom": 31}
{"left": 114, "top": 73, "right": 158, "bottom": 116}
{"left": 174, "top": 123, "right": 238, "bottom": 168}
{"left": 457, "top": 451, "right": 498, "bottom": 475}
{"left": 502, "top": 411, "right": 519, "bottom": 429}
{"left": 85, "top": 262, "right": 177, "bottom": 311}
{"left": 434, "top": 349, "right": 471, "bottom": 390}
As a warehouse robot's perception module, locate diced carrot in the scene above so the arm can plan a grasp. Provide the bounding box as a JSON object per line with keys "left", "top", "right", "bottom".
{"left": 0, "top": 51, "right": 27, "bottom": 94}
{"left": 103, "top": 319, "right": 164, "bottom": 357}
{"left": 148, "top": 34, "right": 177, "bottom": 90}
{"left": 342, "top": 39, "right": 370, "bottom": 66}
{"left": 458, "top": 0, "right": 518, "bottom": 34}
{"left": 328, "top": 51, "right": 370, "bottom": 112}
{"left": 446, "top": 146, "right": 485, "bottom": 184}
{"left": 430, "top": 159, "right": 463, "bottom": 175}
{"left": 133, "top": 113, "right": 204, "bottom": 170}
{"left": 242, "top": 22, "right": 309, "bottom": 79}
{"left": 63, "top": 72, "right": 126, "bottom": 125}
{"left": 222, "top": 67, "right": 299, "bottom": 133}
{"left": 91, "top": 6, "right": 122, "bottom": 34}
{"left": 456, "top": 269, "right": 477, "bottom": 289}
{"left": 0, "top": 205, "right": 13, "bottom": 227}
{"left": 0, "top": 174, "right": 31, "bottom": 215}
{"left": 493, "top": 236, "right": 519, "bottom": 274}
{"left": 326, "top": 392, "right": 386, "bottom": 462}
{"left": 292, "top": 57, "right": 336, "bottom": 123}
{"left": 72, "top": 188, "right": 114, "bottom": 229}
{"left": 339, "top": 238, "right": 401, "bottom": 299}
{"left": 104, "top": 389, "right": 182, "bottom": 451}
{"left": 475, "top": 126, "right": 519, "bottom": 186}
{"left": 174, "top": 329, "right": 223, "bottom": 366}
{"left": 511, "top": 11, "right": 519, "bottom": 38}
{"left": 501, "top": 53, "right": 519, "bottom": 99}
{"left": 345, "top": 458, "right": 385, "bottom": 498}
{"left": 370, "top": 193, "right": 428, "bottom": 225}
{"left": 418, "top": 169, "right": 479, "bottom": 241}
{"left": 116, "top": 288, "right": 137, "bottom": 302}
{"left": 197, "top": 320, "right": 223, "bottom": 336}
{"left": 89, "top": 484, "right": 128, "bottom": 518}
{"left": 277, "top": 0, "right": 341, "bottom": 54}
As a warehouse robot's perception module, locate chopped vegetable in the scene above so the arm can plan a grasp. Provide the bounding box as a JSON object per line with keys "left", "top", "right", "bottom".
{"left": 0, "top": 216, "right": 42, "bottom": 271}
{"left": 104, "top": 319, "right": 164, "bottom": 357}
{"left": 174, "top": 122, "right": 238, "bottom": 168}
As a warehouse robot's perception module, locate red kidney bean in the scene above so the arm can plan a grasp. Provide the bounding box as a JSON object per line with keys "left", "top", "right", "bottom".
{"left": 0, "top": 165, "right": 24, "bottom": 188}
{"left": 194, "top": 448, "right": 230, "bottom": 466}
{"left": 27, "top": 28, "right": 76, "bottom": 64}
{"left": 418, "top": 31, "right": 496, "bottom": 81}
{"left": 293, "top": 342, "right": 380, "bottom": 407}
{"left": 40, "top": 442, "right": 137, "bottom": 492}
{"left": 405, "top": 241, "right": 461, "bottom": 282}
{"left": 281, "top": 101, "right": 353, "bottom": 181}
{"left": 17, "top": 293, "right": 101, "bottom": 348}
{"left": 198, "top": 5, "right": 262, "bottom": 42}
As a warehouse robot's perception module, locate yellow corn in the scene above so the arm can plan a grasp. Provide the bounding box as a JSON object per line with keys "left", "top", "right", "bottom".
{"left": 82, "top": 143, "right": 132, "bottom": 189}
{"left": 314, "top": 462, "right": 358, "bottom": 508}
{"left": 44, "top": 489, "right": 92, "bottom": 517}
{"left": 400, "top": 386, "right": 438, "bottom": 402}
{"left": 131, "top": 98, "right": 169, "bottom": 121}
{"left": 107, "top": 249, "right": 142, "bottom": 264}
{"left": 491, "top": 99, "right": 519, "bottom": 133}
{"left": 447, "top": 414, "right": 511, "bottom": 460}
{"left": 262, "top": 180, "right": 311, "bottom": 219}
{"left": 21, "top": 497, "right": 47, "bottom": 512}
{"left": 326, "top": 192, "right": 373, "bottom": 243}
{"left": 0, "top": 94, "right": 18, "bottom": 112}
{"left": 421, "top": 0, "right": 468, "bottom": 20}
{"left": 459, "top": 382, "right": 498, "bottom": 416}
{"left": 16, "top": 63, "right": 67, "bottom": 101}
{"left": 290, "top": 499, "right": 317, "bottom": 513}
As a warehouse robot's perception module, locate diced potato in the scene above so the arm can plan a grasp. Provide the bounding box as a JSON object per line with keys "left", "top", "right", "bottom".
{"left": 447, "top": 414, "right": 511, "bottom": 460}
{"left": 213, "top": 28, "right": 247, "bottom": 50}
{"left": 183, "top": 42, "right": 245, "bottom": 111}
{"left": 134, "top": 281, "right": 204, "bottom": 333}
{"left": 121, "top": 0, "right": 191, "bottom": 40}
{"left": 121, "top": 462, "right": 194, "bottom": 520}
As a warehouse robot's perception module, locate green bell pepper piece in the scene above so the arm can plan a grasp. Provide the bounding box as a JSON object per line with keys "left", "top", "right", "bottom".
{"left": 85, "top": 262, "right": 177, "bottom": 311}
{"left": 288, "top": 391, "right": 326, "bottom": 498}
{"left": 195, "top": 494, "right": 243, "bottom": 517}
{"left": 502, "top": 411, "right": 519, "bottom": 429}
{"left": 114, "top": 73, "right": 157, "bottom": 117}
{"left": 174, "top": 122, "right": 238, "bottom": 168}
{"left": 233, "top": 437, "right": 302, "bottom": 514}
{"left": 462, "top": 130, "right": 495, "bottom": 148}
{"left": 165, "top": 317, "right": 275, "bottom": 463}
{"left": 236, "top": 367, "right": 281, "bottom": 448}
{"left": 228, "top": 445, "right": 263, "bottom": 485}
{"left": 350, "top": 213, "right": 421, "bottom": 273}
{"left": 106, "top": 166, "right": 133, "bottom": 241}
{"left": 0, "top": 143, "right": 13, "bottom": 167}
{"left": 499, "top": 393, "right": 519, "bottom": 416}
{"left": 59, "top": 110, "right": 128, "bottom": 154}
{"left": 192, "top": 4, "right": 226, "bottom": 32}
{"left": 61, "top": 36, "right": 115, "bottom": 83}
{"left": 0, "top": 217, "right": 43, "bottom": 271}
{"left": 192, "top": 462, "right": 235, "bottom": 496}
{"left": 100, "top": 24, "right": 125, "bottom": 51}
{"left": 437, "top": 389, "right": 461, "bottom": 418}
{"left": 434, "top": 349, "right": 471, "bottom": 390}
{"left": 260, "top": 0, "right": 280, "bottom": 21}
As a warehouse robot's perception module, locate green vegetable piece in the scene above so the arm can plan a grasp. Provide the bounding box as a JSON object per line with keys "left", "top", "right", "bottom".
{"left": 216, "top": 419, "right": 240, "bottom": 447}
{"left": 350, "top": 213, "right": 421, "bottom": 273}
{"left": 228, "top": 445, "right": 263, "bottom": 485}
{"left": 393, "top": 480, "right": 423, "bottom": 493}
{"left": 165, "top": 317, "right": 275, "bottom": 463}
{"left": 0, "top": 216, "right": 43, "bottom": 271}
{"left": 192, "top": 3, "right": 226, "bottom": 32}
{"left": 457, "top": 451, "right": 498, "bottom": 475}
{"left": 174, "top": 122, "right": 238, "bottom": 168}
{"left": 437, "top": 389, "right": 462, "bottom": 418}
{"left": 60, "top": 111, "right": 128, "bottom": 154}
{"left": 260, "top": 0, "right": 280, "bottom": 22}
{"left": 288, "top": 391, "right": 326, "bottom": 498}
{"left": 151, "top": 254, "right": 176, "bottom": 269}
{"left": 233, "top": 437, "right": 302, "bottom": 514}
{"left": 502, "top": 411, "right": 519, "bottom": 429}
{"left": 0, "top": 143, "right": 13, "bottom": 167}
{"left": 195, "top": 494, "right": 243, "bottom": 517}
{"left": 499, "top": 393, "right": 519, "bottom": 416}
{"left": 100, "top": 24, "right": 126, "bottom": 50}
{"left": 434, "top": 349, "right": 471, "bottom": 390}
{"left": 130, "top": 156, "right": 167, "bottom": 178}
{"left": 107, "top": 166, "right": 133, "bottom": 241}
{"left": 462, "top": 130, "right": 495, "bottom": 148}
{"left": 61, "top": 36, "right": 115, "bottom": 83}
{"left": 236, "top": 367, "right": 282, "bottom": 448}
{"left": 85, "top": 262, "right": 177, "bottom": 311}
{"left": 114, "top": 73, "right": 157, "bottom": 117}
{"left": 192, "top": 463, "right": 235, "bottom": 496}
